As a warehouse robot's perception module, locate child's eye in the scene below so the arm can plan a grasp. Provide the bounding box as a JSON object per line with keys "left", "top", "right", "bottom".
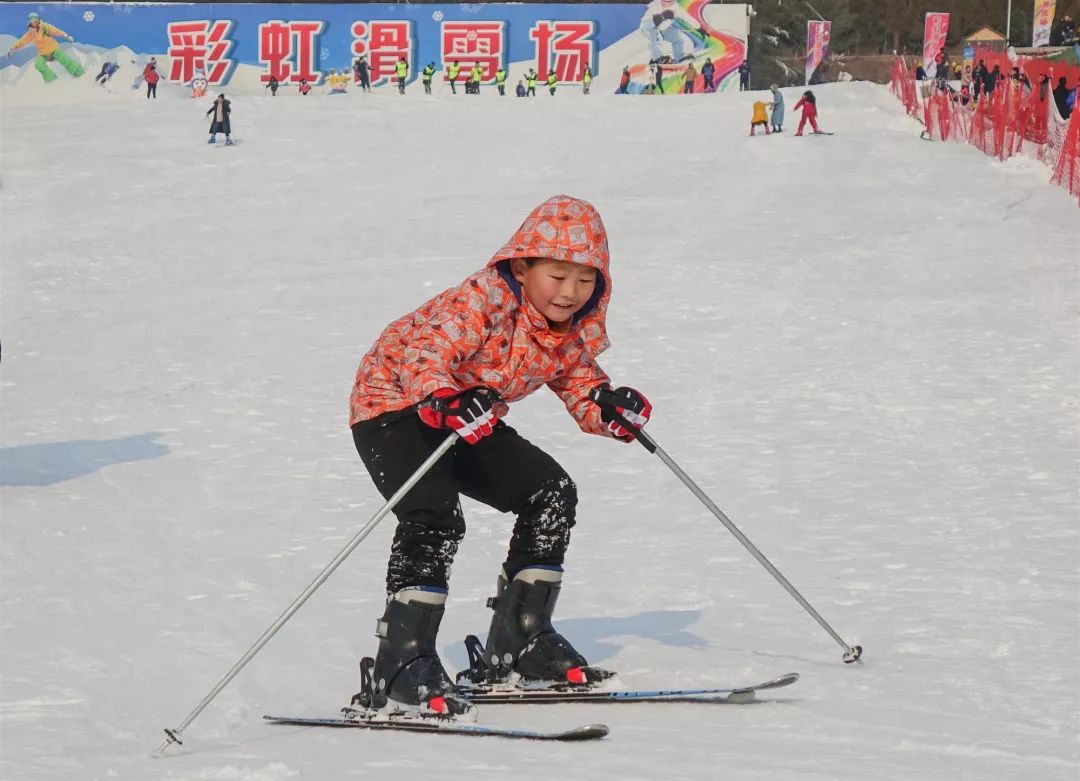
{"left": 550, "top": 275, "right": 566, "bottom": 281}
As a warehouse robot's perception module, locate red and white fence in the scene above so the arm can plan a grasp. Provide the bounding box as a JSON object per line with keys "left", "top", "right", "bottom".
{"left": 889, "top": 54, "right": 1080, "bottom": 206}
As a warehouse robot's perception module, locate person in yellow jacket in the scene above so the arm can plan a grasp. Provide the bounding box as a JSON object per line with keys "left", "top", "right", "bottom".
{"left": 582, "top": 65, "right": 593, "bottom": 95}
{"left": 525, "top": 69, "right": 538, "bottom": 97}
{"left": 495, "top": 67, "right": 507, "bottom": 96}
{"left": 447, "top": 60, "right": 461, "bottom": 94}
{"left": 468, "top": 63, "right": 482, "bottom": 95}
{"left": 546, "top": 71, "right": 557, "bottom": 96}
{"left": 395, "top": 57, "right": 408, "bottom": 94}
{"left": 6, "top": 12, "right": 85, "bottom": 83}
{"left": 750, "top": 100, "right": 771, "bottom": 136}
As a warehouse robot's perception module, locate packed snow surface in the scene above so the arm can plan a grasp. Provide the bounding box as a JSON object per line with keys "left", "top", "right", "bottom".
{"left": 1, "top": 81, "right": 1078, "bottom": 780}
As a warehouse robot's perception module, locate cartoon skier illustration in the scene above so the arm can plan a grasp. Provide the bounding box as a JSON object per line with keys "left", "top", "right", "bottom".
{"left": 638, "top": 0, "right": 708, "bottom": 64}
{"left": 5, "top": 12, "right": 84, "bottom": 83}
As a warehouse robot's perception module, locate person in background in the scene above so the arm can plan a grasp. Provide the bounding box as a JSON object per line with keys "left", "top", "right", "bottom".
{"left": 516, "top": 79, "right": 527, "bottom": 97}
{"left": 298, "top": 78, "right": 311, "bottom": 96}
{"left": 447, "top": 60, "right": 461, "bottom": 94}
{"left": 495, "top": 67, "right": 507, "bottom": 95}
{"left": 682, "top": 61, "right": 696, "bottom": 94}
{"left": 355, "top": 55, "right": 371, "bottom": 93}
{"left": 546, "top": 70, "right": 557, "bottom": 96}
{"left": 266, "top": 75, "right": 279, "bottom": 96}
{"left": 582, "top": 66, "right": 593, "bottom": 95}
{"left": 1054, "top": 76, "right": 1074, "bottom": 119}
{"left": 526, "top": 68, "right": 538, "bottom": 96}
{"left": 143, "top": 57, "right": 161, "bottom": 99}
{"left": 700, "top": 58, "right": 715, "bottom": 92}
{"left": 422, "top": 62, "right": 436, "bottom": 95}
{"left": 395, "top": 56, "right": 408, "bottom": 95}
{"left": 738, "top": 58, "right": 750, "bottom": 91}
{"left": 652, "top": 60, "right": 665, "bottom": 94}
{"left": 206, "top": 93, "right": 233, "bottom": 146}
{"left": 468, "top": 63, "right": 482, "bottom": 95}
{"left": 769, "top": 84, "right": 785, "bottom": 133}
{"left": 618, "top": 66, "right": 631, "bottom": 94}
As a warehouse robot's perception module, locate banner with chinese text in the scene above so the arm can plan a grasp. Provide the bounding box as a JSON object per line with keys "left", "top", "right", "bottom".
{"left": 1033, "top": 0, "right": 1057, "bottom": 47}
{"left": 0, "top": 1, "right": 752, "bottom": 100}
{"left": 922, "top": 12, "right": 950, "bottom": 79}
{"left": 805, "top": 19, "right": 831, "bottom": 85}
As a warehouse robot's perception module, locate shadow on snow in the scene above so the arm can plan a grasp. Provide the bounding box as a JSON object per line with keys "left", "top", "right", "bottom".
{"left": 0, "top": 433, "right": 169, "bottom": 486}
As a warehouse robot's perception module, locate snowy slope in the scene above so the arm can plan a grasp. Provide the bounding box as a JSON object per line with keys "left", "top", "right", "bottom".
{"left": 1, "top": 83, "right": 1077, "bottom": 781}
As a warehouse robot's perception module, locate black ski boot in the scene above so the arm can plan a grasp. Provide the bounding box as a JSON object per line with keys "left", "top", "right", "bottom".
{"left": 363, "top": 588, "right": 473, "bottom": 716}
{"left": 483, "top": 567, "right": 612, "bottom": 686}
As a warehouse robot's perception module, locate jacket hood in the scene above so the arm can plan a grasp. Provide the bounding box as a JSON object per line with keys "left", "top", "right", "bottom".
{"left": 487, "top": 195, "right": 612, "bottom": 354}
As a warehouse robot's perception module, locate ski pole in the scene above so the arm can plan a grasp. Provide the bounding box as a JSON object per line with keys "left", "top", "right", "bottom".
{"left": 589, "top": 387, "right": 862, "bottom": 664}
{"left": 156, "top": 431, "right": 459, "bottom": 754}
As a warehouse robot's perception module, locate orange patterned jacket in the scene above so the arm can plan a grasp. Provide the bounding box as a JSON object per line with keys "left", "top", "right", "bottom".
{"left": 349, "top": 195, "right": 616, "bottom": 437}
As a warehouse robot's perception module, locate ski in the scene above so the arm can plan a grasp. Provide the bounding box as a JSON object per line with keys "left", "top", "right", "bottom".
{"left": 461, "top": 672, "right": 800, "bottom": 705}
{"left": 263, "top": 714, "right": 609, "bottom": 741}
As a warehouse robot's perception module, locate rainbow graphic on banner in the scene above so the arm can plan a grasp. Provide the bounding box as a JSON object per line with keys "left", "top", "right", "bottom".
{"left": 620, "top": 0, "right": 747, "bottom": 95}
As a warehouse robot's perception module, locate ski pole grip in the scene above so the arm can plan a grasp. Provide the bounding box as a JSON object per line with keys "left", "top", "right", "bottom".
{"left": 588, "top": 386, "right": 657, "bottom": 454}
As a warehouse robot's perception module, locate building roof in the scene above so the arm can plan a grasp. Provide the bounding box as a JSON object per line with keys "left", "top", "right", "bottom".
{"left": 963, "top": 27, "right": 1006, "bottom": 42}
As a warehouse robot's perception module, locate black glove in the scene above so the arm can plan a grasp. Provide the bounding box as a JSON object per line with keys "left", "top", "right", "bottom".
{"left": 652, "top": 13, "right": 664, "bottom": 26}
{"left": 591, "top": 385, "right": 652, "bottom": 441}
{"left": 418, "top": 387, "right": 501, "bottom": 444}
{"left": 662, "top": 9, "right": 675, "bottom": 20}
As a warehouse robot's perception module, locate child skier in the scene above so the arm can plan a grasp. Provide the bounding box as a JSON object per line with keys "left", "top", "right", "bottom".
{"left": 206, "top": 93, "right": 233, "bottom": 146}
{"left": 266, "top": 75, "right": 279, "bottom": 96}
{"left": 143, "top": 57, "right": 160, "bottom": 99}
{"left": 349, "top": 195, "right": 652, "bottom": 716}
{"left": 793, "top": 90, "right": 822, "bottom": 136}
{"left": 750, "top": 100, "right": 771, "bottom": 135}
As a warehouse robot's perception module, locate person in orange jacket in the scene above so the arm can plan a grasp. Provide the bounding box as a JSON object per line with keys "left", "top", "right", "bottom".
{"left": 349, "top": 195, "right": 652, "bottom": 717}
{"left": 750, "top": 99, "right": 771, "bottom": 135}
{"left": 6, "top": 12, "right": 84, "bottom": 83}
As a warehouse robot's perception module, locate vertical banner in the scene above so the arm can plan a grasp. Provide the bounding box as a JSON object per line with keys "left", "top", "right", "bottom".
{"left": 922, "top": 12, "right": 950, "bottom": 78}
{"left": 1032, "top": 0, "right": 1057, "bottom": 47}
{"left": 805, "top": 20, "right": 831, "bottom": 85}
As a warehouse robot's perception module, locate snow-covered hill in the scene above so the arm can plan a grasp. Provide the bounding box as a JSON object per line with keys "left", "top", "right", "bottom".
{"left": 1, "top": 82, "right": 1077, "bottom": 780}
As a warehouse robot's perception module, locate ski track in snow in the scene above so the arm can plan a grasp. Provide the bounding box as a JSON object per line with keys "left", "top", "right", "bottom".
{"left": 1, "top": 82, "right": 1077, "bottom": 781}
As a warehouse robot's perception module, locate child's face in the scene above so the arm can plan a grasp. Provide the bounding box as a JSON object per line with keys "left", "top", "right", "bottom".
{"left": 511, "top": 258, "right": 597, "bottom": 330}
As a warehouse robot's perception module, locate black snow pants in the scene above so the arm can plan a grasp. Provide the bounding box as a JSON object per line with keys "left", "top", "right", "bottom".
{"left": 352, "top": 412, "right": 577, "bottom": 595}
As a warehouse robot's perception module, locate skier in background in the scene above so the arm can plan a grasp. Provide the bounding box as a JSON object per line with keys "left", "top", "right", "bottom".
{"left": 495, "top": 67, "right": 508, "bottom": 95}
{"left": 395, "top": 57, "right": 409, "bottom": 94}
{"left": 525, "top": 68, "right": 538, "bottom": 96}
{"left": 738, "top": 59, "right": 750, "bottom": 91}
{"left": 6, "top": 12, "right": 84, "bottom": 83}
{"left": 582, "top": 65, "right": 593, "bottom": 94}
{"left": 348, "top": 194, "right": 652, "bottom": 716}
{"left": 143, "top": 57, "right": 160, "bottom": 99}
{"left": 793, "top": 90, "right": 822, "bottom": 135}
{"left": 618, "top": 66, "right": 631, "bottom": 94}
{"left": 206, "top": 93, "right": 233, "bottom": 146}
{"left": 468, "top": 63, "right": 482, "bottom": 95}
{"left": 546, "top": 70, "right": 557, "bottom": 95}
{"left": 266, "top": 75, "right": 279, "bottom": 96}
